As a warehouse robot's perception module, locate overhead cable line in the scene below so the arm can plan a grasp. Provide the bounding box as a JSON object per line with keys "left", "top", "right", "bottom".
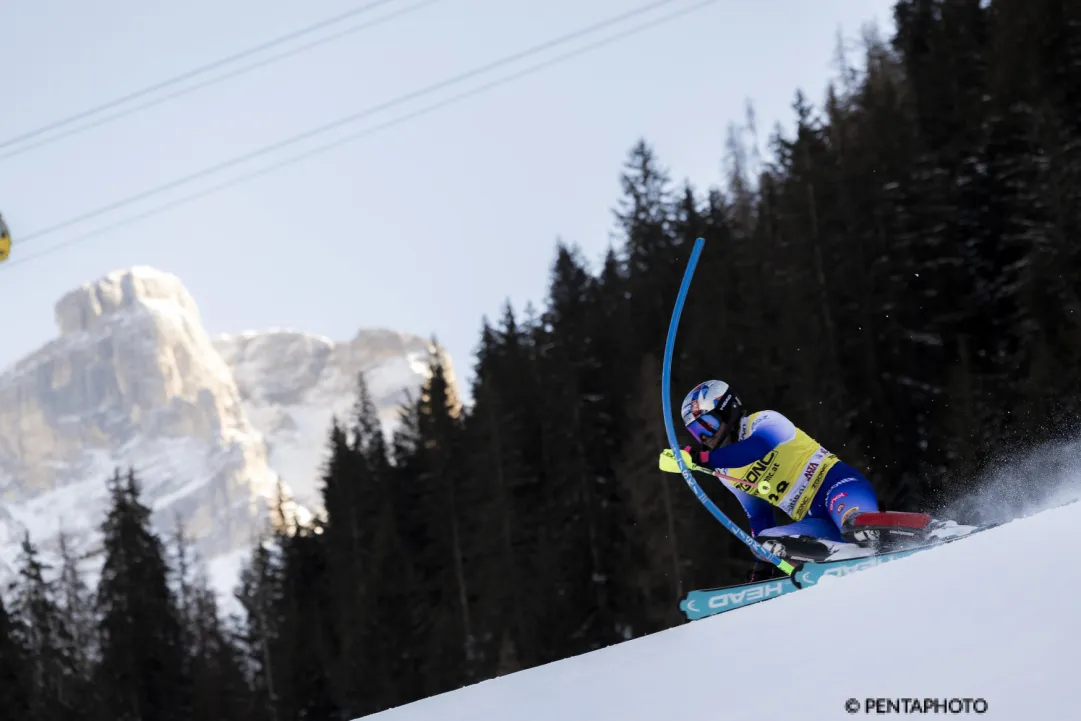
{"left": 0, "top": 0, "right": 443, "bottom": 161}
{"left": 17, "top": 0, "right": 682, "bottom": 245}
{"left": 0, "top": 0, "right": 413, "bottom": 154}
{"left": 3, "top": 0, "right": 720, "bottom": 271}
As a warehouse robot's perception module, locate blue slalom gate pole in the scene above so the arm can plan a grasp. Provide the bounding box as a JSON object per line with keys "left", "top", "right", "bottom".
{"left": 660, "top": 237, "right": 797, "bottom": 576}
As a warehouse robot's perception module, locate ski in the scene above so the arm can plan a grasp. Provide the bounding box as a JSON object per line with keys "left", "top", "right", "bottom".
{"left": 679, "top": 522, "right": 999, "bottom": 621}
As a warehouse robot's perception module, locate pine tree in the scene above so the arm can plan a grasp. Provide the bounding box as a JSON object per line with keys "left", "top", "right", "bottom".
{"left": 614, "top": 140, "right": 682, "bottom": 359}
{"left": 319, "top": 418, "right": 367, "bottom": 713}
{"left": 236, "top": 541, "right": 284, "bottom": 721}
{"left": 170, "top": 522, "right": 251, "bottom": 721}
{"left": 319, "top": 371, "right": 411, "bottom": 716}
{"left": 461, "top": 313, "right": 544, "bottom": 676}
{"left": 95, "top": 469, "right": 190, "bottom": 721}
{"left": 535, "top": 243, "right": 637, "bottom": 648}
{"left": 393, "top": 344, "right": 476, "bottom": 693}
{"left": 0, "top": 589, "right": 31, "bottom": 721}
{"left": 10, "top": 533, "right": 83, "bottom": 721}
{"left": 55, "top": 533, "right": 97, "bottom": 699}
{"left": 186, "top": 569, "right": 251, "bottom": 721}
{"left": 277, "top": 511, "right": 339, "bottom": 720}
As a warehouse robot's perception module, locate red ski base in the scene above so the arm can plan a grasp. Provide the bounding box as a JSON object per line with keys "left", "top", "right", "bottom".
{"left": 851, "top": 511, "right": 933, "bottom": 530}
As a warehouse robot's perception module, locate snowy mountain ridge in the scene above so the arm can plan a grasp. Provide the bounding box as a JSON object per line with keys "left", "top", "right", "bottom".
{"left": 0, "top": 266, "right": 455, "bottom": 597}
{"left": 212, "top": 325, "right": 454, "bottom": 511}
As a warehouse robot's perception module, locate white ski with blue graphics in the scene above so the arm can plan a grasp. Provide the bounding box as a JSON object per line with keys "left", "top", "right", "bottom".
{"left": 680, "top": 546, "right": 921, "bottom": 620}
{"left": 680, "top": 525, "right": 993, "bottom": 620}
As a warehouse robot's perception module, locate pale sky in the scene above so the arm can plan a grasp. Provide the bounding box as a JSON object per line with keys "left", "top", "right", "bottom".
{"left": 1, "top": 0, "right": 896, "bottom": 391}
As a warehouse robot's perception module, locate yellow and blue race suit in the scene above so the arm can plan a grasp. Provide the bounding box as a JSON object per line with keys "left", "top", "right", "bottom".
{"left": 703, "top": 410, "right": 879, "bottom": 542}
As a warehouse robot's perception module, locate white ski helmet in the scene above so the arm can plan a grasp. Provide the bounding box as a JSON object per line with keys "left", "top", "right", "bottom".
{"left": 681, "top": 380, "right": 743, "bottom": 446}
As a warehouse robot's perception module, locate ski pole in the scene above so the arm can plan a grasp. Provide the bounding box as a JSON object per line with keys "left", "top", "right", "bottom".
{"left": 657, "top": 448, "right": 772, "bottom": 494}
{"left": 660, "top": 237, "right": 796, "bottom": 576}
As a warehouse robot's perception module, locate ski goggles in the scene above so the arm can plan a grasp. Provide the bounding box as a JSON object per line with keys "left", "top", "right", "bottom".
{"left": 687, "top": 413, "right": 724, "bottom": 444}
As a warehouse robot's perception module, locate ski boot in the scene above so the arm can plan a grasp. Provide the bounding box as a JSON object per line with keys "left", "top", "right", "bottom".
{"left": 756, "top": 535, "right": 842, "bottom": 563}
{"left": 841, "top": 511, "right": 935, "bottom": 552}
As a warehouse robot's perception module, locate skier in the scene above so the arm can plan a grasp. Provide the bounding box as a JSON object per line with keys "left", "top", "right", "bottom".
{"left": 679, "top": 379, "right": 891, "bottom": 575}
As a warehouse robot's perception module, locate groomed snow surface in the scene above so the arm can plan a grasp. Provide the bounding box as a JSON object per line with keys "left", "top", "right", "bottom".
{"left": 360, "top": 499, "right": 1081, "bottom": 720}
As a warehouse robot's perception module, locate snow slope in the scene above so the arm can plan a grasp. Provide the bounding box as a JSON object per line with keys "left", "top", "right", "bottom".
{"left": 360, "top": 500, "right": 1081, "bottom": 720}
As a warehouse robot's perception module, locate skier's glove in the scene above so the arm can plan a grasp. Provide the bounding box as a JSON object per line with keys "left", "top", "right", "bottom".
{"left": 683, "top": 446, "right": 711, "bottom": 465}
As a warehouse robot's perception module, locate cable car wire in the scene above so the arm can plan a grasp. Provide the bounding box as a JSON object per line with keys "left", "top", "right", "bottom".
{"left": 16, "top": 0, "right": 684, "bottom": 246}
{"left": 0, "top": 0, "right": 409, "bottom": 154}
{"left": 3, "top": 0, "right": 720, "bottom": 271}
{"left": 0, "top": 0, "right": 443, "bottom": 162}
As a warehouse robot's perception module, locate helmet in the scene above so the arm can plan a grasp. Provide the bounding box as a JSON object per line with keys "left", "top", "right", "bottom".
{"left": 681, "top": 380, "right": 743, "bottom": 447}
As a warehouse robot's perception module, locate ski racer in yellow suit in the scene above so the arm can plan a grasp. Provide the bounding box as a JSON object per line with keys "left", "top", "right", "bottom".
{"left": 680, "top": 380, "right": 882, "bottom": 568}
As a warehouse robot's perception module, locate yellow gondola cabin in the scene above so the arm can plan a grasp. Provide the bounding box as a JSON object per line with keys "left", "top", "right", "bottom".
{"left": 0, "top": 213, "right": 10, "bottom": 262}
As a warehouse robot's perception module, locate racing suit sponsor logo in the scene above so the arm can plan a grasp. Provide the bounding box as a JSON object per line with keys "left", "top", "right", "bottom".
{"left": 792, "top": 482, "right": 821, "bottom": 519}
{"left": 744, "top": 450, "right": 780, "bottom": 489}
{"left": 778, "top": 446, "right": 832, "bottom": 518}
{"left": 823, "top": 476, "right": 857, "bottom": 495}
{"left": 747, "top": 414, "right": 767, "bottom": 435}
{"left": 829, "top": 491, "right": 848, "bottom": 512}
{"left": 842, "top": 506, "right": 861, "bottom": 525}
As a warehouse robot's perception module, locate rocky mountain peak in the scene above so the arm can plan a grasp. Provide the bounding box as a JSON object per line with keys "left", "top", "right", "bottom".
{"left": 0, "top": 266, "right": 453, "bottom": 602}
{"left": 54, "top": 266, "right": 202, "bottom": 336}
